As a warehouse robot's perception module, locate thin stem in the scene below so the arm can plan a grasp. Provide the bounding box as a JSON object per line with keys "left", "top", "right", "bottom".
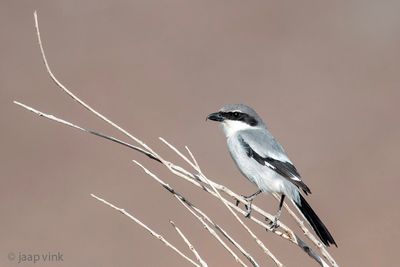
{"left": 170, "top": 221, "right": 208, "bottom": 267}
{"left": 133, "top": 160, "right": 251, "bottom": 267}
{"left": 33, "top": 10, "right": 161, "bottom": 162}
{"left": 13, "top": 101, "right": 160, "bottom": 162}
{"left": 91, "top": 194, "right": 199, "bottom": 267}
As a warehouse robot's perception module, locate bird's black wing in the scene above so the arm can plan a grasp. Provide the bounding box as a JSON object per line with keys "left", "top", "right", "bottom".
{"left": 238, "top": 135, "right": 311, "bottom": 194}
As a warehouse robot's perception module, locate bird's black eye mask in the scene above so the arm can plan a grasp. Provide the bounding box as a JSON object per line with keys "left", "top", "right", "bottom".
{"left": 220, "top": 111, "right": 258, "bottom": 126}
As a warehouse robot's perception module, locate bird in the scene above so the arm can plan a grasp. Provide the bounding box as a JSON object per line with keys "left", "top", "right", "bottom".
{"left": 206, "top": 104, "right": 337, "bottom": 247}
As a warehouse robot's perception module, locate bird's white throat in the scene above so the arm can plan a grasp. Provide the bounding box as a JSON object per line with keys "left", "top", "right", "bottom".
{"left": 221, "top": 120, "right": 254, "bottom": 137}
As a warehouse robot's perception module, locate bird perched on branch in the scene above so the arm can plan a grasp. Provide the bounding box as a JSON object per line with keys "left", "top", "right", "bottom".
{"left": 207, "top": 104, "right": 337, "bottom": 247}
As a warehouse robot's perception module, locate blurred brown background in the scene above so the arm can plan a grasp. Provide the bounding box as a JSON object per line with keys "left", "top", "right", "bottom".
{"left": 1, "top": 1, "right": 399, "bottom": 266}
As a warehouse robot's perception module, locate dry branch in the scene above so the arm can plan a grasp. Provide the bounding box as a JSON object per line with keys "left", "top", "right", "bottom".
{"left": 133, "top": 160, "right": 255, "bottom": 267}
{"left": 91, "top": 194, "right": 199, "bottom": 266}
{"left": 170, "top": 221, "right": 208, "bottom": 267}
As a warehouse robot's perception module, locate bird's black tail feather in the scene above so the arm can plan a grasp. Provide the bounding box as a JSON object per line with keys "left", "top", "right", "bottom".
{"left": 295, "top": 194, "right": 337, "bottom": 247}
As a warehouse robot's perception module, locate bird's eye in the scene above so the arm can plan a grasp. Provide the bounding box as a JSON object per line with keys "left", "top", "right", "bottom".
{"left": 233, "top": 112, "right": 240, "bottom": 117}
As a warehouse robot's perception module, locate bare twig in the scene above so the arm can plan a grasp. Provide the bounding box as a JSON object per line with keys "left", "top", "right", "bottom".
{"left": 13, "top": 101, "right": 160, "bottom": 162}
{"left": 90, "top": 194, "right": 199, "bottom": 266}
{"left": 170, "top": 221, "right": 208, "bottom": 267}
{"left": 33, "top": 10, "right": 160, "bottom": 162}
{"left": 190, "top": 205, "right": 260, "bottom": 267}
{"left": 175, "top": 197, "right": 249, "bottom": 267}
{"left": 133, "top": 160, "right": 252, "bottom": 267}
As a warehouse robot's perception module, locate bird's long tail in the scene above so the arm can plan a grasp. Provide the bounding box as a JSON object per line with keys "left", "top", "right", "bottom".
{"left": 295, "top": 194, "right": 337, "bottom": 247}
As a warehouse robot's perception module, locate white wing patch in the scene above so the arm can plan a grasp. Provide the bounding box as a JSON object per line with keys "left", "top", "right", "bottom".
{"left": 264, "top": 161, "right": 276, "bottom": 169}
{"left": 263, "top": 159, "right": 301, "bottom": 181}
{"left": 288, "top": 175, "right": 301, "bottom": 181}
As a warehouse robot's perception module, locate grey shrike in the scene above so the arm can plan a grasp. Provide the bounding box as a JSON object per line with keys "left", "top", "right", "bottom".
{"left": 207, "top": 104, "right": 337, "bottom": 247}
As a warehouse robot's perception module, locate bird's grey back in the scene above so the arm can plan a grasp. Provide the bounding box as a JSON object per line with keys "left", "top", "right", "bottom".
{"left": 236, "top": 128, "right": 290, "bottom": 163}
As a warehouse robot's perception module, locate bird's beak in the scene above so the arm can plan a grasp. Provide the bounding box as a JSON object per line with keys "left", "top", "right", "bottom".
{"left": 206, "top": 112, "right": 224, "bottom": 122}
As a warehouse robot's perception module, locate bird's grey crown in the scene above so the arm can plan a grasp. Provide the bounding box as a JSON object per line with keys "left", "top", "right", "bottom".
{"left": 219, "top": 104, "right": 265, "bottom": 127}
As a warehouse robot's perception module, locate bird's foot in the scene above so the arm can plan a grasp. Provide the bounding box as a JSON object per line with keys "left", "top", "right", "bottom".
{"left": 235, "top": 194, "right": 254, "bottom": 218}
{"left": 244, "top": 203, "right": 253, "bottom": 218}
{"left": 265, "top": 217, "right": 280, "bottom": 231}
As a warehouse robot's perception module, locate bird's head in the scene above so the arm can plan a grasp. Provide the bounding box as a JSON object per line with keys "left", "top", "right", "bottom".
{"left": 207, "top": 104, "right": 265, "bottom": 137}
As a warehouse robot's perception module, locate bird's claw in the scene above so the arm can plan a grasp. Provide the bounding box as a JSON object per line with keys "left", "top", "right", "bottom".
{"left": 265, "top": 217, "right": 280, "bottom": 231}
{"left": 244, "top": 204, "right": 252, "bottom": 218}
{"left": 235, "top": 195, "right": 253, "bottom": 218}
